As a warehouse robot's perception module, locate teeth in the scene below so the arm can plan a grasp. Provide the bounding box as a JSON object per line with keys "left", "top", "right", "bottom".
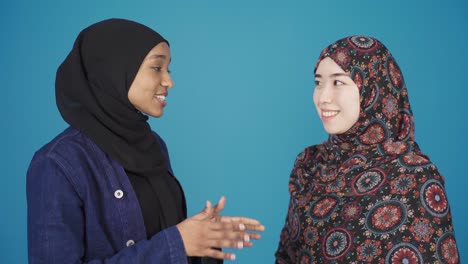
{"left": 155, "top": 95, "right": 166, "bottom": 102}
{"left": 322, "top": 111, "right": 339, "bottom": 117}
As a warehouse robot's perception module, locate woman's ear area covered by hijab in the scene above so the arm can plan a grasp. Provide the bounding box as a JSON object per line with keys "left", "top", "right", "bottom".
{"left": 128, "top": 41, "right": 174, "bottom": 118}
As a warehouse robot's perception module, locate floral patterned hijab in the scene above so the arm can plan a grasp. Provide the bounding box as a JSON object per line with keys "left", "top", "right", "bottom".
{"left": 307, "top": 36, "right": 433, "bottom": 185}
{"left": 317, "top": 35, "right": 415, "bottom": 155}
{"left": 276, "top": 36, "right": 459, "bottom": 263}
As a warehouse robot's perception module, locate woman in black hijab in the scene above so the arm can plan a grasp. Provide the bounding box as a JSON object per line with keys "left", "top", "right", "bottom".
{"left": 27, "top": 18, "right": 264, "bottom": 263}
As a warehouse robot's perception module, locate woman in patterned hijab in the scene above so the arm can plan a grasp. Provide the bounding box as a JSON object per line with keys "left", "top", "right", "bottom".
{"left": 275, "top": 36, "right": 460, "bottom": 263}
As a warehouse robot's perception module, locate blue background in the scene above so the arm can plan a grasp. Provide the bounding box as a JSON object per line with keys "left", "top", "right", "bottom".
{"left": 2, "top": 0, "right": 467, "bottom": 263}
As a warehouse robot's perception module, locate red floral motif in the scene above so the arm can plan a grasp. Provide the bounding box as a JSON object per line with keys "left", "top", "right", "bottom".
{"left": 340, "top": 156, "right": 365, "bottom": 173}
{"left": 402, "top": 154, "right": 429, "bottom": 166}
{"left": 440, "top": 236, "right": 459, "bottom": 264}
{"left": 359, "top": 124, "right": 385, "bottom": 145}
{"left": 371, "top": 205, "right": 402, "bottom": 231}
{"left": 409, "top": 218, "right": 434, "bottom": 242}
{"left": 388, "top": 59, "right": 403, "bottom": 89}
{"left": 425, "top": 184, "right": 448, "bottom": 213}
{"left": 364, "top": 85, "right": 377, "bottom": 109}
{"left": 397, "top": 112, "right": 412, "bottom": 140}
{"left": 330, "top": 48, "right": 351, "bottom": 67}
{"left": 383, "top": 141, "right": 408, "bottom": 155}
{"left": 391, "top": 247, "right": 420, "bottom": 264}
{"left": 353, "top": 70, "right": 363, "bottom": 89}
{"left": 312, "top": 197, "right": 338, "bottom": 218}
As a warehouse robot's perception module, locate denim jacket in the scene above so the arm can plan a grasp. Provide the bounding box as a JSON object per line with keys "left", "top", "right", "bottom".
{"left": 27, "top": 127, "right": 188, "bottom": 263}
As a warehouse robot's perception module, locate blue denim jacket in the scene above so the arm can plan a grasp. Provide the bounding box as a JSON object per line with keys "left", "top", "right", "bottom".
{"left": 27, "top": 127, "right": 188, "bottom": 263}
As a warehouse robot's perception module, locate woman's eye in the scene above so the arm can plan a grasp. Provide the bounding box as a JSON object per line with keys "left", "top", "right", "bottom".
{"left": 152, "top": 67, "right": 171, "bottom": 74}
{"left": 334, "top": 80, "right": 345, "bottom": 86}
{"left": 315, "top": 80, "right": 321, "bottom": 86}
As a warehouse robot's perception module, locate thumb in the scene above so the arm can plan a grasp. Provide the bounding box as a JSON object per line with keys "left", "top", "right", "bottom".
{"left": 200, "top": 200, "right": 215, "bottom": 218}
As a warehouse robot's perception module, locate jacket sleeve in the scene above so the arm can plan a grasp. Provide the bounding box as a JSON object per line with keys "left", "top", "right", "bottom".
{"left": 27, "top": 155, "right": 187, "bottom": 264}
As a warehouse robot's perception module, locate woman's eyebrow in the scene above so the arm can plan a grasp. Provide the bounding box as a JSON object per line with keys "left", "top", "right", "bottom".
{"left": 330, "top": 73, "right": 349, "bottom": 78}
{"left": 315, "top": 73, "right": 349, "bottom": 78}
{"left": 149, "top": 54, "right": 167, "bottom": 60}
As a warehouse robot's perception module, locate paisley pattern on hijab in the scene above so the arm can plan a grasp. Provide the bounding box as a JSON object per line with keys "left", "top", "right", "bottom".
{"left": 275, "top": 36, "right": 459, "bottom": 263}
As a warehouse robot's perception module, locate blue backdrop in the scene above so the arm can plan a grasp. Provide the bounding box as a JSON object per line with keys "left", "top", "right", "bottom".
{"left": 2, "top": 0, "right": 467, "bottom": 263}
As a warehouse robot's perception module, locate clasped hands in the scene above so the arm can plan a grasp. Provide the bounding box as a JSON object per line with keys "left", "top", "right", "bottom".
{"left": 176, "top": 196, "right": 265, "bottom": 261}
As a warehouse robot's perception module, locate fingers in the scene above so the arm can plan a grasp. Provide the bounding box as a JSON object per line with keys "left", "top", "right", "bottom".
{"left": 203, "top": 200, "right": 213, "bottom": 214}
{"left": 195, "top": 200, "right": 216, "bottom": 221}
{"left": 208, "top": 229, "right": 261, "bottom": 243}
{"left": 218, "top": 216, "right": 266, "bottom": 232}
{"left": 219, "top": 216, "right": 259, "bottom": 225}
{"left": 246, "top": 232, "right": 261, "bottom": 240}
{"left": 208, "top": 229, "right": 252, "bottom": 241}
{"left": 213, "top": 196, "right": 226, "bottom": 214}
{"left": 208, "top": 239, "right": 245, "bottom": 249}
{"left": 244, "top": 223, "right": 265, "bottom": 232}
{"left": 243, "top": 241, "right": 254, "bottom": 247}
{"left": 210, "top": 221, "right": 248, "bottom": 232}
{"left": 205, "top": 248, "right": 236, "bottom": 261}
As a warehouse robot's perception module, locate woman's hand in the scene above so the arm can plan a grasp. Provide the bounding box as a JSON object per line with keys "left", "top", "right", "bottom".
{"left": 176, "top": 196, "right": 265, "bottom": 261}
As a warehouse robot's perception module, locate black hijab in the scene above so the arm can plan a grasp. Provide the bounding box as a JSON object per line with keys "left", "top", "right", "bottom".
{"left": 55, "top": 18, "right": 185, "bottom": 237}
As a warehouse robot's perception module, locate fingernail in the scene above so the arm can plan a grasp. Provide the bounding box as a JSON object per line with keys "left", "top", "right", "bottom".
{"left": 230, "top": 254, "right": 236, "bottom": 260}
{"left": 239, "top": 223, "right": 245, "bottom": 230}
{"left": 237, "top": 241, "right": 243, "bottom": 249}
{"left": 244, "top": 234, "right": 250, "bottom": 242}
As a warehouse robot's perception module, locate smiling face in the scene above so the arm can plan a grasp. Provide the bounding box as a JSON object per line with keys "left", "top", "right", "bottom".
{"left": 128, "top": 42, "right": 173, "bottom": 118}
{"left": 313, "top": 57, "right": 360, "bottom": 135}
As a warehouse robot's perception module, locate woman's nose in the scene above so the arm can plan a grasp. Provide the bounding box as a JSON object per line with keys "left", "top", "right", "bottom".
{"left": 319, "top": 86, "right": 333, "bottom": 104}
{"left": 162, "top": 73, "right": 174, "bottom": 88}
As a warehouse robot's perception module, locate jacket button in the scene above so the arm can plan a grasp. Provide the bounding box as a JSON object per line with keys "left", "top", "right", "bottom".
{"left": 114, "top": 190, "right": 124, "bottom": 199}
{"left": 126, "top": 240, "right": 135, "bottom": 247}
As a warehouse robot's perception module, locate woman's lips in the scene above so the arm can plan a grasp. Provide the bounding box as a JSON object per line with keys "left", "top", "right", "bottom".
{"left": 154, "top": 94, "right": 167, "bottom": 107}
{"left": 321, "top": 110, "right": 339, "bottom": 120}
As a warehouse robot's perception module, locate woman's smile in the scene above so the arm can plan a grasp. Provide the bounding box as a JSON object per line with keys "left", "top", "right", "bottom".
{"left": 154, "top": 93, "right": 167, "bottom": 107}
{"left": 321, "top": 109, "right": 340, "bottom": 120}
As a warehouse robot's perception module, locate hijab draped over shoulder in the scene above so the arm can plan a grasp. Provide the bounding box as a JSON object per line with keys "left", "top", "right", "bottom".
{"left": 56, "top": 18, "right": 185, "bottom": 237}
{"left": 276, "top": 36, "right": 460, "bottom": 263}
